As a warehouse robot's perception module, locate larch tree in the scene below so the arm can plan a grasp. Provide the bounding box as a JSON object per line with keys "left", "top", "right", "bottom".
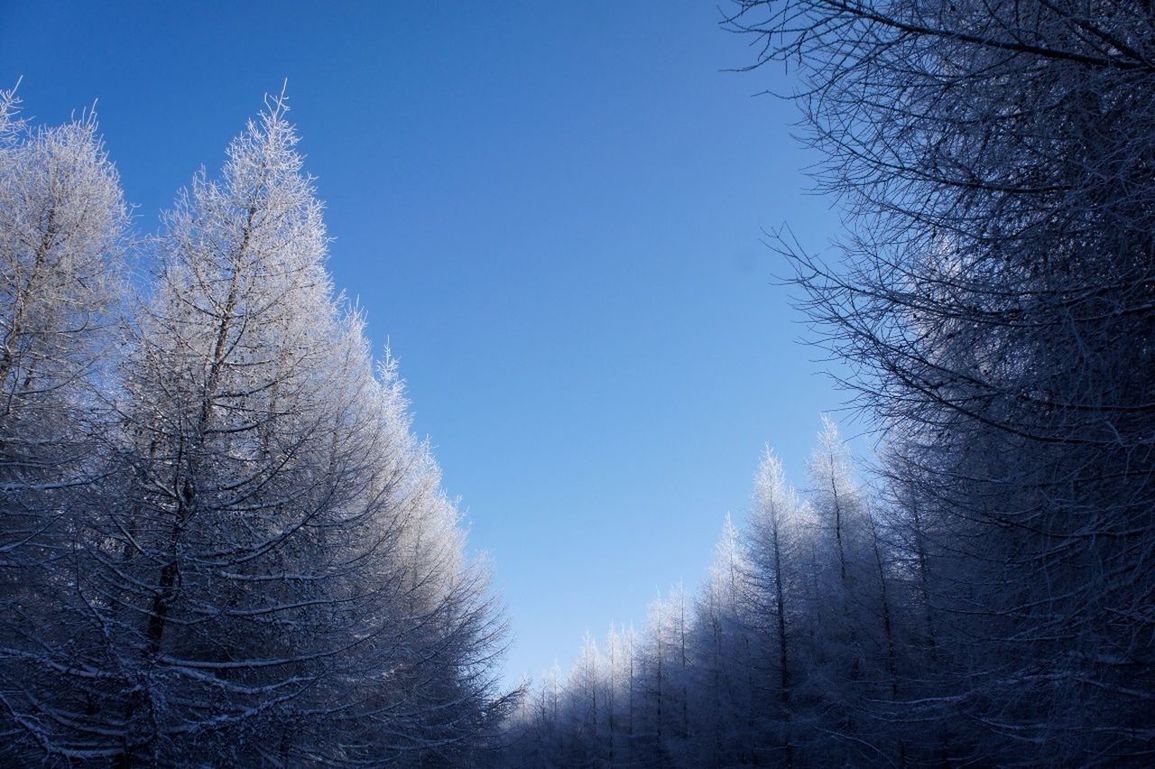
{"left": 0, "top": 92, "right": 128, "bottom": 764}
{"left": 747, "top": 448, "right": 799, "bottom": 769}
{"left": 86, "top": 93, "right": 396, "bottom": 765}
{"left": 565, "top": 635, "right": 606, "bottom": 768}
{"left": 802, "top": 417, "right": 872, "bottom": 764}
{"left": 491, "top": 426, "right": 928, "bottom": 769}
{"left": 689, "top": 515, "right": 752, "bottom": 769}
{"left": 603, "top": 624, "right": 632, "bottom": 766}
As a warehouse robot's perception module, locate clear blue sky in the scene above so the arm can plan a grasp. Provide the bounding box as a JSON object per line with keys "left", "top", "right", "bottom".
{"left": 0, "top": 1, "right": 855, "bottom": 687}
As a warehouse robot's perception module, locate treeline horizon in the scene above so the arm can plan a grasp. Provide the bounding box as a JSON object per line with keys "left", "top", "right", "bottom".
{"left": 500, "top": 419, "right": 941, "bottom": 769}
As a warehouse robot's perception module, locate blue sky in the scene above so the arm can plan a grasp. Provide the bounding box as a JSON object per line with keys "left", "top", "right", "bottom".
{"left": 1, "top": 1, "right": 856, "bottom": 686}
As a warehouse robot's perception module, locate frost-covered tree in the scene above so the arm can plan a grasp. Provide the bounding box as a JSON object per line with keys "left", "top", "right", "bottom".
{"left": 688, "top": 515, "right": 753, "bottom": 769}
{"left": 799, "top": 418, "right": 875, "bottom": 764}
{"left": 746, "top": 449, "right": 800, "bottom": 768}
{"left": 562, "top": 635, "right": 608, "bottom": 768}
{"left": 360, "top": 448, "right": 512, "bottom": 767}
{"left": 0, "top": 97, "right": 126, "bottom": 567}
{"left": 631, "top": 585, "right": 693, "bottom": 766}
{"left": 0, "top": 91, "right": 128, "bottom": 764}
{"left": 807, "top": 418, "right": 866, "bottom": 590}
{"left": 92, "top": 95, "right": 380, "bottom": 765}
{"left": 602, "top": 624, "right": 632, "bottom": 765}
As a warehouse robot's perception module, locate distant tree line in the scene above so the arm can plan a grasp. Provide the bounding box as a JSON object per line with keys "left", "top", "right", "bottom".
{"left": 496, "top": 0, "right": 1154, "bottom": 766}
{"left": 497, "top": 421, "right": 942, "bottom": 768}
{"left": 0, "top": 89, "right": 511, "bottom": 767}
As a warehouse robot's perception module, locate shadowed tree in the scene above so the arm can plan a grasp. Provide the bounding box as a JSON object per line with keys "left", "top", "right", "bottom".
{"left": 728, "top": 0, "right": 1155, "bottom": 764}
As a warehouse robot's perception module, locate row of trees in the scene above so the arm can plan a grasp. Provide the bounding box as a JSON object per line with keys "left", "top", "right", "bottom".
{"left": 497, "top": 421, "right": 932, "bottom": 768}
{"left": 498, "top": 409, "right": 1148, "bottom": 769}
{"left": 0, "top": 89, "right": 510, "bottom": 767}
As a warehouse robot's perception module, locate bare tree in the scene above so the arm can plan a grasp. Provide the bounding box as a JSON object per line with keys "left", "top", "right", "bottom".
{"left": 728, "top": 0, "right": 1155, "bottom": 764}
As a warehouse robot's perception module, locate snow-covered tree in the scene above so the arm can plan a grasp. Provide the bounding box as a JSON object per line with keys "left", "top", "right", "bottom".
{"left": 91, "top": 94, "right": 372, "bottom": 764}
{"left": 689, "top": 515, "right": 753, "bottom": 769}
{"left": 0, "top": 84, "right": 512, "bottom": 767}
{"left": 746, "top": 448, "right": 800, "bottom": 768}
{"left": 0, "top": 100, "right": 126, "bottom": 564}
{"left": 0, "top": 93, "right": 128, "bottom": 764}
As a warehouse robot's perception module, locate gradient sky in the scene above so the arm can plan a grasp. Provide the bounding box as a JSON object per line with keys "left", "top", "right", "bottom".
{"left": 0, "top": 1, "right": 858, "bottom": 686}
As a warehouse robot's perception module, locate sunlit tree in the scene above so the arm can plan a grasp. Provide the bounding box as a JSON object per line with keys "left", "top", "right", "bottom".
{"left": 0, "top": 91, "right": 128, "bottom": 764}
